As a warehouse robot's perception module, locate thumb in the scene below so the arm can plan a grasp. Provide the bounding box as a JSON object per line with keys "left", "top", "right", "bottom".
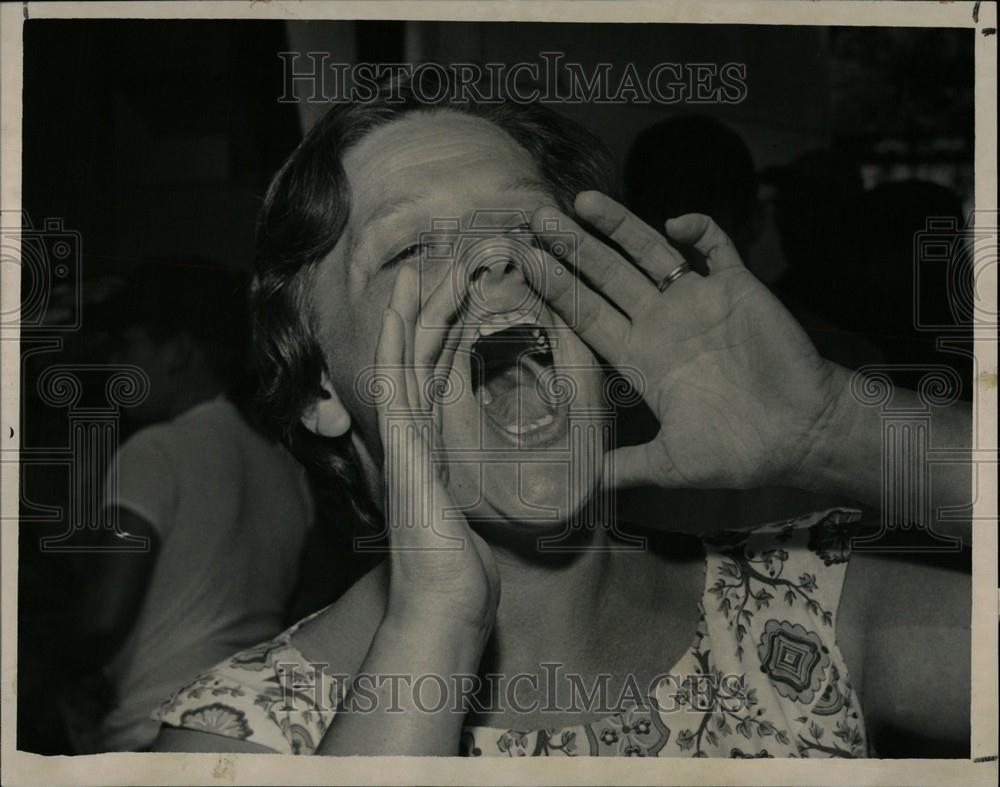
{"left": 384, "top": 418, "right": 467, "bottom": 550}
{"left": 603, "top": 443, "right": 655, "bottom": 489}
{"left": 664, "top": 213, "right": 743, "bottom": 273}
{"left": 605, "top": 441, "right": 690, "bottom": 490}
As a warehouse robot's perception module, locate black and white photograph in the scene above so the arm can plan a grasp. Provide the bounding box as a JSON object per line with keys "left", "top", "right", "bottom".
{"left": 1, "top": 2, "right": 996, "bottom": 784}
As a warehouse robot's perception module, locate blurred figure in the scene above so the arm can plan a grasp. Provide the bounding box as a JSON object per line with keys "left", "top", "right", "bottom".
{"left": 620, "top": 122, "right": 851, "bottom": 526}
{"left": 624, "top": 115, "right": 760, "bottom": 260}
{"left": 858, "top": 180, "right": 972, "bottom": 392}
{"left": 764, "top": 150, "right": 884, "bottom": 370}
{"left": 66, "top": 261, "right": 314, "bottom": 751}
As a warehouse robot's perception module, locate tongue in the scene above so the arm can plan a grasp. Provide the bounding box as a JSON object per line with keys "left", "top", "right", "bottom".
{"left": 481, "top": 358, "right": 555, "bottom": 433}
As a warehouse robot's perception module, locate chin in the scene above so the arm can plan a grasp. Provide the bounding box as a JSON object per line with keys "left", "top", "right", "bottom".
{"left": 447, "top": 450, "right": 604, "bottom": 543}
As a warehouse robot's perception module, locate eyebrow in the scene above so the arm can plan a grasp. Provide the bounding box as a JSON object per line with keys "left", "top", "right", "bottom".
{"left": 359, "top": 194, "right": 425, "bottom": 234}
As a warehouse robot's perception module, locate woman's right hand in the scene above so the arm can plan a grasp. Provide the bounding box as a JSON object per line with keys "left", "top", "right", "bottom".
{"left": 375, "top": 265, "right": 501, "bottom": 641}
{"left": 315, "top": 267, "right": 499, "bottom": 756}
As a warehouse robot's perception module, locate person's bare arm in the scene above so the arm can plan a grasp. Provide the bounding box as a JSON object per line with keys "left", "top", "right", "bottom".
{"left": 794, "top": 367, "right": 972, "bottom": 543}
{"left": 313, "top": 270, "right": 499, "bottom": 756}
{"left": 65, "top": 508, "right": 160, "bottom": 675}
{"left": 840, "top": 552, "right": 971, "bottom": 757}
{"left": 151, "top": 727, "right": 276, "bottom": 753}
{"left": 528, "top": 195, "right": 973, "bottom": 542}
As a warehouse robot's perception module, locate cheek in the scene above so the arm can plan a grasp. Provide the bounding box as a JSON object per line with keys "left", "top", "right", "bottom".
{"left": 319, "top": 315, "right": 384, "bottom": 442}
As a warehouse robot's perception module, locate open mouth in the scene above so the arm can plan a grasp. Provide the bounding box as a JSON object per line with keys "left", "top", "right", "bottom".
{"left": 469, "top": 313, "right": 561, "bottom": 440}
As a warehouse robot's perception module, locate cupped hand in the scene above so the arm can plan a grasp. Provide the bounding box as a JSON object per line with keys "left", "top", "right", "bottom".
{"left": 375, "top": 265, "right": 501, "bottom": 635}
{"left": 528, "top": 191, "right": 844, "bottom": 491}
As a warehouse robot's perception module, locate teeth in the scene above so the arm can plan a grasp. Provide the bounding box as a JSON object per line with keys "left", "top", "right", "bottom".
{"left": 475, "top": 310, "right": 539, "bottom": 338}
{"left": 478, "top": 323, "right": 517, "bottom": 337}
{"left": 500, "top": 413, "right": 554, "bottom": 435}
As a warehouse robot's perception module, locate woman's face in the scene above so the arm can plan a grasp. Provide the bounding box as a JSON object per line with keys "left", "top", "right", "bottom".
{"left": 311, "top": 110, "right": 609, "bottom": 540}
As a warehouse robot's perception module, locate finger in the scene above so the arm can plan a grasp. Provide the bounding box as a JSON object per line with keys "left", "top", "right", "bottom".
{"left": 388, "top": 266, "right": 422, "bottom": 411}
{"left": 664, "top": 214, "right": 744, "bottom": 273}
{"left": 376, "top": 295, "right": 463, "bottom": 549}
{"left": 376, "top": 307, "right": 436, "bottom": 538}
{"left": 521, "top": 246, "right": 632, "bottom": 363}
{"left": 389, "top": 421, "right": 470, "bottom": 551}
{"left": 574, "top": 191, "right": 687, "bottom": 280}
{"left": 383, "top": 403, "right": 435, "bottom": 539}
{"left": 379, "top": 367, "right": 464, "bottom": 548}
{"left": 604, "top": 443, "right": 681, "bottom": 490}
{"left": 374, "top": 307, "right": 410, "bottom": 447}
{"left": 413, "top": 263, "right": 468, "bottom": 405}
{"left": 431, "top": 336, "right": 460, "bottom": 429}
{"left": 530, "top": 205, "right": 654, "bottom": 315}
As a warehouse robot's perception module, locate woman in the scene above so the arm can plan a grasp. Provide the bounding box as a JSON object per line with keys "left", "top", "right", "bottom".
{"left": 151, "top": 76, "right": 971, "bottom": 758}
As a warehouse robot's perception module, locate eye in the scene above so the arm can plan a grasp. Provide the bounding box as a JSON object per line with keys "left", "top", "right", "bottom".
{"left": 380, "top": 242, "right": 424, "bottom": 272}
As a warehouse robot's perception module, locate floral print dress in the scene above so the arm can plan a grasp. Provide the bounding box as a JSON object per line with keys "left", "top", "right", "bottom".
{"left": 156, "top": 508, "right": 868, "bottom": 758}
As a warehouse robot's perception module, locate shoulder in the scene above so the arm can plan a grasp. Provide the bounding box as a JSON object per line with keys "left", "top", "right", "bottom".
{"left": 157, "top": 563, "right": 387, "bottom": 755}
{"left": 695, "top": 508, "right": 874, "bottom": 756}
{"left": 161, "top": 400, "right": 248, "bottom": 480}
{"left": 704, "top": 508, "right": 870, "bottom": 676}
{"left": 839, "top": 522, "right": 972, "bottom": 631}
{"left": 155, "top": 620, "right": 340, "bottom": 755}
{"left": 116, "top": 407, "right": 223, "bottom": 467}
{"left": 108, "top": 426, "right": 181, "bottom": 525}
{"left": 115, "top": 422, "right": 175, "bottom": 464}
{"left": 705, "top": 507, "right": 866, "bottom": 582}
{"left": 176, "top": 399, "right": 242, "bottom": 444}
{"left": 839, "top": 539, "right": 971, "bottom": 755}
{"left": 702, "top": 509, "right": 869, "bottom": 637}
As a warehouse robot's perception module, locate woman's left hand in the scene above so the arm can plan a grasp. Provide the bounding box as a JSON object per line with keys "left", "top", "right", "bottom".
{"left": 528, "top": 191, "right": 847, "bottom": 491}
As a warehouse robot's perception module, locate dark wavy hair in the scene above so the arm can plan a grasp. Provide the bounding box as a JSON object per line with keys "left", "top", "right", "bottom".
{"left": 251, "top": 70, "right": 618, "bottom": 528}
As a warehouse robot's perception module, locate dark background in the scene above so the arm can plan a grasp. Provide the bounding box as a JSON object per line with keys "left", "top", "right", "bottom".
{"left": 17, "top": 20, "right": 975, "bottom": 754}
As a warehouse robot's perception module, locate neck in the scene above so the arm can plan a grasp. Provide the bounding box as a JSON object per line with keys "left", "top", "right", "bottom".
{"left": 483, "top": 524, "right": 619, "bottom": 667}
{"left": 479, "top": 520, "right": 704, "bottom": 673}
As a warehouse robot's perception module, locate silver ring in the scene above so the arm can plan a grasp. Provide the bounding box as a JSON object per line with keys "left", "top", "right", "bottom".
{"left": 656, "top": 262, "right": 692, "bottom": 293}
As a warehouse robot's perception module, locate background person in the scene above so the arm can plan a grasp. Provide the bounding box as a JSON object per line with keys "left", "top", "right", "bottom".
{"left": 623, "top": 115, "right": 760, "bottom": 261}
{"left": 64, "top": 262, "right": 315, "bottom": 752}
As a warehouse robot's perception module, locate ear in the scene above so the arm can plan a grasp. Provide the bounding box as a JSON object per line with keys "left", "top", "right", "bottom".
{"left": 300, "top": 373, "right": 351, "bottom": 437}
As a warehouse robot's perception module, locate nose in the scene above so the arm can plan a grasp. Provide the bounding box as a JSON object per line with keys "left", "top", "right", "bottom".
{"left": 464, "top": 239, "right": 537, "bottom": 317}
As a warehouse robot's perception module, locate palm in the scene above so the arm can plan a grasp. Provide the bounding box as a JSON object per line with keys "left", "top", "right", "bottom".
{"left": 626, "top": 266, "right": 833, "bottom": 488}
{"left": 375, "top": 272, "right": 501, "bottom": 630}
{"left": 528, "top": 193, "right": 838, "bottom": 491}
